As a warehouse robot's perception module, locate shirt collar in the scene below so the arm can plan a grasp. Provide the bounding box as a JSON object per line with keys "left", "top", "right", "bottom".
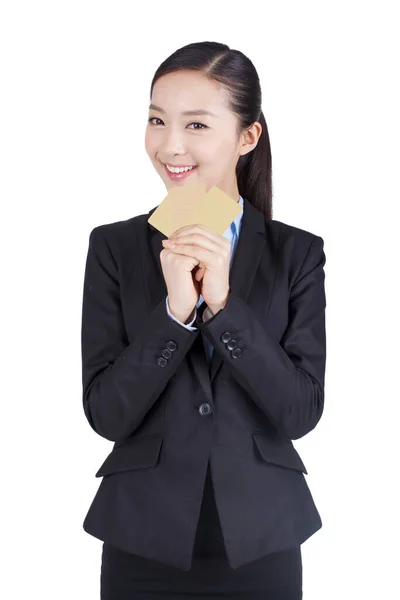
{"left": 228, "top": 194, "right": 244, "bottom": 237}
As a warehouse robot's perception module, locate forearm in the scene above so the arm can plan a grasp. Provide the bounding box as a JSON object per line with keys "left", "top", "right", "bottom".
{"left": 82, "top": 227, "right": 199, "bottom": 442}
{"left": 198, "top": 238, "right": 326, "bottom": 439}
{"left": 83, "top": 295, "right": 199, "bottom": 441}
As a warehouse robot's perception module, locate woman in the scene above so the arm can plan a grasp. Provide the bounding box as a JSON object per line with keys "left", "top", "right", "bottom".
{"left": 81, "top": 41, "right": 326, "bottom": 599}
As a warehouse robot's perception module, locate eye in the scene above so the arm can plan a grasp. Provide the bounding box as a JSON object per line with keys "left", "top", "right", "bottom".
{"left": 188, "top": 122, "right": 208, "bottom": 130}
{"left": 148, "top": 117, "right": 163, "bottom": 126}
{"left": 147, "top": 117, "right": 208, "bottom": 130}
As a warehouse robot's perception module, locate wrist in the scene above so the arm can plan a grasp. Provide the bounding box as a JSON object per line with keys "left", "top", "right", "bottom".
{"left": 207, "top": 294, "right": 229, "bottom": 316}
{"left": 169, "top": 304, "right": 196, "bottom": 324}
{"left": 184, "top": 307, "right": 196, "bottom": 324}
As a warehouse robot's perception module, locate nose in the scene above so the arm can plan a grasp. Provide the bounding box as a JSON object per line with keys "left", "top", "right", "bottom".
{"left": 158, "top": 126, "right": 187, "bottom": 156}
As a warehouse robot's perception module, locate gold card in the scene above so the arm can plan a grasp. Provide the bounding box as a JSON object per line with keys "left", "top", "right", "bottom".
{"left": 147, "top": 184, "right": 242, "bottom": 237}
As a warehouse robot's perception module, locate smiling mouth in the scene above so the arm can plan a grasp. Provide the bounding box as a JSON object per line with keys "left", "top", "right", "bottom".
{"left": 162, "top": 163, "right": 199, "bottom": 179}
{"left": 163, "top": 163, "right": 198, "bottom": 172}
{"left": 163, "top": 162, "right": 198, "bottom": 168}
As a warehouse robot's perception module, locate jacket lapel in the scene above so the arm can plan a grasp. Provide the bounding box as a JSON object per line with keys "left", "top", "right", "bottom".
{"left": 143, "top": 196, "right": 272, "bottom": 404}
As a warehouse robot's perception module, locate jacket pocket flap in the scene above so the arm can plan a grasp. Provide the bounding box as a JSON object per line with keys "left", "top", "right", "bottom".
{"left": 252, "top": 433, "right": 308, "bottom": 474}
{"left": 95, "top": 436, "right": 163, "bottom": 478}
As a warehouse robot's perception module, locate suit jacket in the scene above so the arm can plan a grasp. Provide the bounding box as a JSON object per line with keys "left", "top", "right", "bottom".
{"left": 81, "top": 195, "right": 327, "bottom": 571}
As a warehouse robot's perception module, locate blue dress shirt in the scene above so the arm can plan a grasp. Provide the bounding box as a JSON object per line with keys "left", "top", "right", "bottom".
{"left": 165, "top": 195, "right": 244, "bottom": 361}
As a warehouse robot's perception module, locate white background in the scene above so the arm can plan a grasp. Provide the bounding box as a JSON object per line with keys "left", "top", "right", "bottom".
{"left": 1, "top": 1, "right": 399, "bottom": 598}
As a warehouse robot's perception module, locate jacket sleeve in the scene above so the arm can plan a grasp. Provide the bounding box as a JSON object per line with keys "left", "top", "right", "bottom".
{"left": 81, "top": 226, "right": 199, "bottom": 442}
{"left": 198, "top": 235, "right": 326, "bottom": 440}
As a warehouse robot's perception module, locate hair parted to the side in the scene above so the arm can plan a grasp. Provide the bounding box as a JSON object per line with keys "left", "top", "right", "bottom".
{"left": 150, "top": 41, "right": 273, "bottom": 220}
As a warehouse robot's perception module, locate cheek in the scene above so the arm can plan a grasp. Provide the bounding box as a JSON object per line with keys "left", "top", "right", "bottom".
{"left": 195, "top": 142, "right": 221, "bottom": 165}
{"left": 144, "top": 130, "right": 157, "bottom": 156}
{"left": 205, "top": 136, "right": 234, "bottom": 162}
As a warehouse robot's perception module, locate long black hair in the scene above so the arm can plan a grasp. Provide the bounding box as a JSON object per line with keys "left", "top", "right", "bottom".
{"left": 149, "top": 41, "right": 273, "bottom": 220}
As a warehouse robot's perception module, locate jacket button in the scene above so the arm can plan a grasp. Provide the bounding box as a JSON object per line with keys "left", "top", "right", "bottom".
{"left": 221, "top": 332, "right": 232, "bottom": 343}
{"left": 198, "top": 402, "right": 213, "bottom": 417}
{"left": 157, "top": 357, "right": 168, "bottom": 367}
{"left": 166, "top": 340, "right": 177, "bottom": 351}
{"left": 226, "top": 338, "right": 238, "bottom": 350}
{"left": 231, "top": 348, "right": 243, "bottom": 358}
{"left": 161, "top": 348, "right": 173, "bottom": 359}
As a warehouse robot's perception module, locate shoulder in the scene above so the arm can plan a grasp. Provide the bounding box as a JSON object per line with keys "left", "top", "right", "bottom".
{"left": 266, "top": 218, "right": 322, "bottom": 245}
{"left": 266, "top": 218, "right": 324, "bottom": 255}
{"left": 87, "top": 211, "right": 149, "bottom": 253}
{"left": 89, "top": 212, "right": 146, "bottom": 239}
{"left": 265, "top": 219, "right": 325, "bottom": 285}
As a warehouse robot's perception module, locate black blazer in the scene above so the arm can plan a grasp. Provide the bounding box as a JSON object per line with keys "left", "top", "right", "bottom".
{"left": 81, "top": 196, "right": 326, "bottom": 571}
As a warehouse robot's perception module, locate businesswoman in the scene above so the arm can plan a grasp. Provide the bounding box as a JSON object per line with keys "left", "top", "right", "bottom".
{"left": 81, "top": 41, "right": 327, "bottom": 599}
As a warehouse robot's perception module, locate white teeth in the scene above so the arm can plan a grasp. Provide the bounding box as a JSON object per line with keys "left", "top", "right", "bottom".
{"left": 165, "top": 164, "right": 196, "bottom": 173}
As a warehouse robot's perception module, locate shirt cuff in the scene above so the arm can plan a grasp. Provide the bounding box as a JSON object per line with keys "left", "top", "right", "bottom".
{"left": 165, "top": 295, "right": 198, "bottom": 331}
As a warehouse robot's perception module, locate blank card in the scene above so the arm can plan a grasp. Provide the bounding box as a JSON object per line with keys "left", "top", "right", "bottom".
{"left": 147, "top": 184, "right": 242, "bottom": 237}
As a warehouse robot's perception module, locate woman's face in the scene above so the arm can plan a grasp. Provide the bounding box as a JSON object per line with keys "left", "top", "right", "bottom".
{"left": 145, "top": 70, "right": 258, "bottom": 202}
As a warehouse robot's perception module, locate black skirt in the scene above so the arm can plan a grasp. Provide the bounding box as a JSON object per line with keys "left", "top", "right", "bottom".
{"left": 100, "top": 464, "right": 303, "bottom": 599}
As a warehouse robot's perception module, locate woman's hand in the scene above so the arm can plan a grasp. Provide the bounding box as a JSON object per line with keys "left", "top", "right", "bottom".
{"left": 160, "top": 246, "right": 202, "bottom": 323}
{"left": 162, "top": 224, "right": 231, "bottom": 313}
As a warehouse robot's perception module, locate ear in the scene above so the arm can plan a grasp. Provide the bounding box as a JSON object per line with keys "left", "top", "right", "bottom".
{"left": 239, "top": 121, "right": 263, "bottom": 157}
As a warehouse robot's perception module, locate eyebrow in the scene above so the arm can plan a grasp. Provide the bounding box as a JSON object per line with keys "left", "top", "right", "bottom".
{"left": 149, "top": 103, "right": 218, "bottom": 118}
